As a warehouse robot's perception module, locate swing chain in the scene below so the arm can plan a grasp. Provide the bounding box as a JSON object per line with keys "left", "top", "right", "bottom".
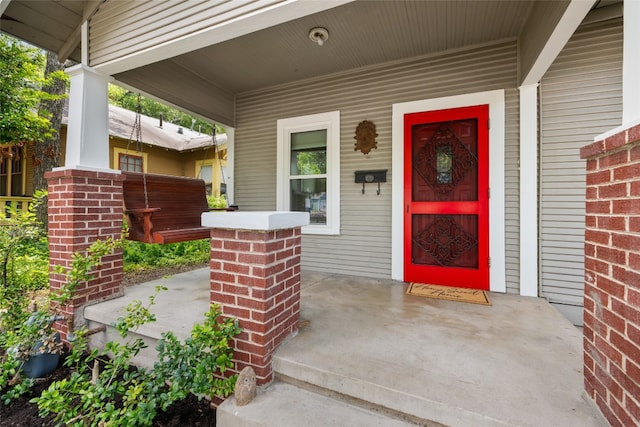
{"left": 125, "top": 94, "right": 149, "bottom": 208}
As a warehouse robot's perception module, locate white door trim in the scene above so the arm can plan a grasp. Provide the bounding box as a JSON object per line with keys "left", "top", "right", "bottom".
{"left": 391, "top": 90, "right": 506, "bottom": 293}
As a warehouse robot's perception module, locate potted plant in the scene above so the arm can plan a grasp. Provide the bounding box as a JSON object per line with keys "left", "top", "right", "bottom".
{"left": 7, "top": 312, "right": 65, "bottom": 378}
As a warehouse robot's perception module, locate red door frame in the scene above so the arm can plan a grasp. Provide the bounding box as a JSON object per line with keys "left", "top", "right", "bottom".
{"left": 403, "top": 105, "right": 489, "bottom": 289}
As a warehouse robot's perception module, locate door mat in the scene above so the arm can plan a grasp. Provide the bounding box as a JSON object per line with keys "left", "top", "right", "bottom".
{"left": 407, "top": 283, "right": 491, "bottom": 306}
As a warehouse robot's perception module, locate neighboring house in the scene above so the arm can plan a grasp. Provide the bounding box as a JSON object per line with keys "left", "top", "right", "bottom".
{"left": 2, "top": 1, "right": 639, "bottom": 424}
{"left": 99, "top": 104, "right": 229, "bottom": 198}
{"left": 1, "top": 104, "right": 229, "bottom": 208}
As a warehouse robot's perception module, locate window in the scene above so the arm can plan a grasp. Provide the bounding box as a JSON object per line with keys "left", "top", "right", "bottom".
{"left": 198, "top": 163, "right": 214, "bottom": 195}
{"left": 277, "top": 111, "right": 340, "bottom": 235}
{"left": 0, "top": 145, "right": 25, "bottom": 196}
{"left": 113, "top": 148, "right": 147, "bottom": 172}
{"left": 196, "top": 151, "right": 227, "bottom": 197}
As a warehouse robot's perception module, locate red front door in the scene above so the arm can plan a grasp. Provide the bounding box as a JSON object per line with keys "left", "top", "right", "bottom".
{"left": 404, "top": 105, "right": 489, "bottom": 290}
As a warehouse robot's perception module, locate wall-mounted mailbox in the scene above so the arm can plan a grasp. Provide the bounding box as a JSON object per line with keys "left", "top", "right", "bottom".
{"left": 354, "top": 169, "right": 387, "bottom": 195}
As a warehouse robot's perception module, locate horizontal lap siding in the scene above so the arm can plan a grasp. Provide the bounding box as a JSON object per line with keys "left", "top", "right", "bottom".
{"left": 504, "top": 88, "right": 520, "bottom": 294}
{"left": 236, "top": 41, "right": 519, "bottom": 282}
{"left": 539, "top": 19, "right": 622, "bottom": 306}
{"left": 89, "top": 0, "right": 280, "bottom": 65}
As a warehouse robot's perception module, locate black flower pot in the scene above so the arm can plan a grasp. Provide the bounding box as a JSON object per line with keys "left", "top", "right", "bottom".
{"left": 21, "top": 332, "right": 61, "bottom": 378}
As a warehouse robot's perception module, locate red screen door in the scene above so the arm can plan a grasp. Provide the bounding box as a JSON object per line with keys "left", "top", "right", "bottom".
{"left": 404, "top": 105, "right": 489, "bottom": 290}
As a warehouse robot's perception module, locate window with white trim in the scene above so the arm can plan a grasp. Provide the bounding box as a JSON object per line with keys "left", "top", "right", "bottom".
{"left": 277, "top": 111, "right": 340, "bottom": 235}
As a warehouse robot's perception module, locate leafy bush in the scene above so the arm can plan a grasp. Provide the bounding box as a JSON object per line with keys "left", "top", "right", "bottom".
{"left": 0, "top": 194, "right": 47, "bottom": 334}
{"left": 33, "top": 289, "right": 240, "bottom": 427}
{"left": 122, "top": 239, "right": 209, "bottom": 273}
{"left": 1, "top": 235, "right": 121, "bottom": 404}
{"left": 207, "top": 195, "right": 228, "bottom": 209}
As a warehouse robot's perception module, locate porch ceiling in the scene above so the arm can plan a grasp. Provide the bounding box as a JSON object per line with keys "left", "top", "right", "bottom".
{"left": 1, "top": 0, "right": 620, "bottom": 127}
{"left": 118, "top": 0, "right": 535, "bottom": 95}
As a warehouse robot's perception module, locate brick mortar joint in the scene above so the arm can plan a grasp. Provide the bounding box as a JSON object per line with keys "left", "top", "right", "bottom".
{"left": 584, "top": 139, "right": 640, "bottom": 161}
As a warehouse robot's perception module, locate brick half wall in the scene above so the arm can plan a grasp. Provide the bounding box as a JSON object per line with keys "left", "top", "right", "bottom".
{"left": 580, "top": 123, "right": 640, "bottom": 427}
{"left": 210, "top": 227, "right": 302, "bottom": 385}
{"left": 46, "top": 168, "right": 124, "bottom": 341}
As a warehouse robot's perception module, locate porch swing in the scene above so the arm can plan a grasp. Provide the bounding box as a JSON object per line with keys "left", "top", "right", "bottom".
{"left": 122, "top": 99, "right": 236, "bottom": 244}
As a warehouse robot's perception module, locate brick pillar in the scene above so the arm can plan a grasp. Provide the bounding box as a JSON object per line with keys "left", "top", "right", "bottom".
{"left": 580, "top": 123, "right": 640, "bottom": 427}
{"left": 203, "top": 212, "right": 309, "bottom": 385}
{"left": 46, "top": 169, "right": 124, "bottom": 341}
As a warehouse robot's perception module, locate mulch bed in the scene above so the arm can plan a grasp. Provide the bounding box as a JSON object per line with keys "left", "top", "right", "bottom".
{"left": 1, "top": 264, "right": 218, "bottom": 427}
{"left": 0, "top": 355, "right": 216, "bottom": 426}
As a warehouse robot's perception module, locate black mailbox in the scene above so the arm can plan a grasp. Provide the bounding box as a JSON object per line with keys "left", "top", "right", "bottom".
{"left": 354, "top": 169, "right": 387, "bottom": 195}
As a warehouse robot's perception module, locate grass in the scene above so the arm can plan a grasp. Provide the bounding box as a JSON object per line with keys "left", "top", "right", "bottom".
{"left": 122, "top": 239, "right": 210, "bottom": 273}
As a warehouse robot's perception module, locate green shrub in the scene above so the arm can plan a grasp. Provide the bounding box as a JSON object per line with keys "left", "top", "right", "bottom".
{"left": 207, "top": 195, "right": 228, "bottom": 209}
{"left": 0, "top": 193, "right": 47, "bottom": 334}
{"left": 33, "top": 289, "right": 240, "bottom": 427}
{"left": 122, "top": 239, "right": 209, "bottom": 273}
{"left": 1, "top": 236, "right": 121, "bottom": 404}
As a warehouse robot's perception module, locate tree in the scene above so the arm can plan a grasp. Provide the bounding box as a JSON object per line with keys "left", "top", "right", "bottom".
{"left": 0, "top": 35, "right": 65, "bottom": 145}
{"left": 33, "top": 52, "right": 69, "bottom": 225}
{"left": 0, "top": 35, "right": 67, "bottom": 225}
{"left": 108, "top": 85, "right": 224, "bottom": 135}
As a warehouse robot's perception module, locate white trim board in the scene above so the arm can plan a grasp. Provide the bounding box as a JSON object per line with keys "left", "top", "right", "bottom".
{"left": 519, "top": 84, "right": 539, "bottom": 297}
{"left": 391, "top": 90, "right": 506, "bottom": 293}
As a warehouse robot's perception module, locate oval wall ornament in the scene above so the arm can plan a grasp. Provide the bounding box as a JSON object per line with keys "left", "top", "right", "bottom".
{"left": 354, "top": 120, "right": 378, "bottom": 155}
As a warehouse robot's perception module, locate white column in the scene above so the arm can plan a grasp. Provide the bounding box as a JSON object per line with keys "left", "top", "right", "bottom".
{"left": 519, "top": 84, "right": 539, "bottom": 297}
{"left": 623, "top": 0, "right": 640, "bottom": 125}
{"left": 63, "top": 64, "right": 110, "bottom": 171}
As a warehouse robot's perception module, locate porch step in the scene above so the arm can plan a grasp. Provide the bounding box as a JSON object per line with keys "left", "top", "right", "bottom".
{"left": 83, "top": 268, "right": 211, "bottom": 370}
{"left": 216, "top": 381, "right": 422, "bottom": 427}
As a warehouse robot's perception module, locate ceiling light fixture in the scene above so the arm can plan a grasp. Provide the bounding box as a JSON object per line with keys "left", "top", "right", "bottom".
{"left": 309, "top": 27, "right": 329, "bottom": 46}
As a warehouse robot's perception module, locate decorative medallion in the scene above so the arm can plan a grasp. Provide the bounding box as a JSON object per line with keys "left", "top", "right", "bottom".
{"left": 413, "top": 215, "right": 478, "bottom": 266}
{"left": 354, "top": 120, "right": 378, "bottom": 155}
{"left": 413, "top": 124, "right": 477, "bottom": 197}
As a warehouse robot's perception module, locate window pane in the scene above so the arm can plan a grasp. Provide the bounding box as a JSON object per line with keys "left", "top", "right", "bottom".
{"left": 199, "top": 165, "right": 213, "bottom": 183}
{"left": 290, "top": 130, "right": 327, "bottom": 175}
{"left": 290, "top": 178, "right": 327, "bottom": 224}
{"left": 119, "top": 153, "right": 143, "bottom": 172}
{"left": 11, "top": 173, "right": 22, "bottom": 195}
{"left": 11, "top": 146, "right": 22, "bottom": 195}
{"left": 199, "top": 165, "right": 213, "bottom": 195}
{"left": 0, "top": 153, "right": 6, "bottom": 196}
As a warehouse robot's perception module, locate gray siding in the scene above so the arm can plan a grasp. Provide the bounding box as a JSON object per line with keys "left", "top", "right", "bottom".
{"left": 539, "top": 19, "right": 622, "bottom": 306}
{"left": 89, "top": 0, "right": 281, "bottom": 65}
{"left": 504, "top": 88, "right": 520, "bottom": 294}
{"left": 236, "top": 41, "right": 520, "bottom": 284}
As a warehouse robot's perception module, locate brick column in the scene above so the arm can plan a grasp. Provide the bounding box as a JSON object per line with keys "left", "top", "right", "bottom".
{"left": 46, "top": 168, "right": 124, "bottom": 341}
{"left": 202, "top": 212, "right": 309, "bottom": 385}
{"left": 580, "top": 123, "right": 640, "bottom": 427}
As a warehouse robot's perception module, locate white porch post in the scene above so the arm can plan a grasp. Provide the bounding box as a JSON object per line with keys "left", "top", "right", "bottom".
{"left": 64, "top": 64, "right": 110, "bottom": 171}
{"left": 623, "top": 0, "right": 640, "bottom": 125}
{"left": 519, "top": 84, "right": 539, "bottom": 297}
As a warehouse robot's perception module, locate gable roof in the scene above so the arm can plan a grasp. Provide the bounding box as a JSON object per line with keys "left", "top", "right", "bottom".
{"left": 107, "top": 104, "right": 223, "bottom": 152}
{"left": 63, "top": 103, "right": 225, "bottom": 152}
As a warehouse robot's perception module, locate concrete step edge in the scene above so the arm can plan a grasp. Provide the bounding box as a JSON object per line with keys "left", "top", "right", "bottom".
{"left": 216, "top": 381, "right": 422, "bottom": 427}
{"left": 272, "top": 356, "right": 511, "bottom": 427}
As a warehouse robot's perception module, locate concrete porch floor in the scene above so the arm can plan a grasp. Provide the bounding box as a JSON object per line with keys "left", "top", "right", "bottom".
{"left": 84, "top": 268, "right": 606, "bottom": 427}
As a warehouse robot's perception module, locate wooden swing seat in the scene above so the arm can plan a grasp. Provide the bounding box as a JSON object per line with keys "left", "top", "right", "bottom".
{"left": 122, "top": 172, "right": 236, "bottom": 244}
